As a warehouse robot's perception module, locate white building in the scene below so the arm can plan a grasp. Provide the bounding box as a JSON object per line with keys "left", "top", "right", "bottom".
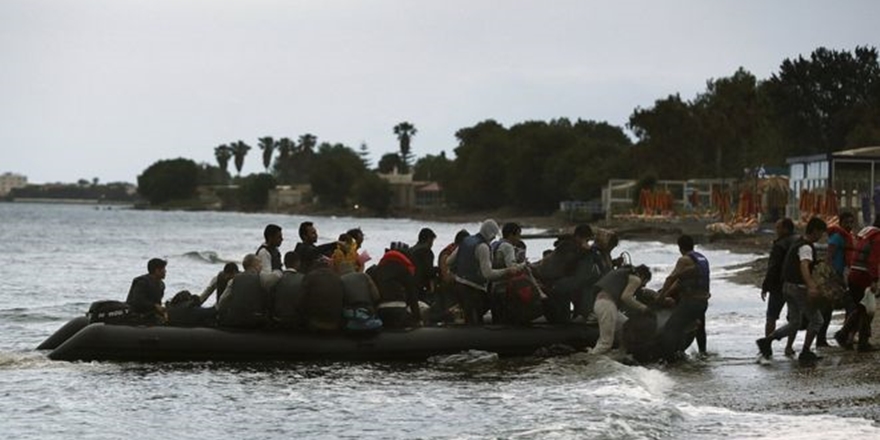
{"left": 0, "top": 172, "right": 27, "bottom": 196}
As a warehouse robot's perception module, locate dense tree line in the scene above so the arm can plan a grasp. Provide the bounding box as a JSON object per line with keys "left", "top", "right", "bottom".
{"left": 138, "top": 46, "right": 880, "bottom": 215}
{"left": 629, "top": 46, "right": 880, "bottom": 179}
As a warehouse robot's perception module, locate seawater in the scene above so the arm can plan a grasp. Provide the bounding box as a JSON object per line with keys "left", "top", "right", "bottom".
{"left": 1, "top": 203, "right": 878, "bottom": 440}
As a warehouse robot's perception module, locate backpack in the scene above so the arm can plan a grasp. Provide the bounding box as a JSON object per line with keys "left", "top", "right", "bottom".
{"left": 86, "top": 300, "right": 131, "bottom": 324}
{"left": 502, "top": 273, "right": 545, "bottom": 325}
{"left": 342, "top": 307, "right": 383, "bottom": 332}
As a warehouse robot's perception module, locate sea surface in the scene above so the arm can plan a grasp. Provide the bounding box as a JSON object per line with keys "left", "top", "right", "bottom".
{"left": 1, "top": 203, "right": 878, "bottom": 439}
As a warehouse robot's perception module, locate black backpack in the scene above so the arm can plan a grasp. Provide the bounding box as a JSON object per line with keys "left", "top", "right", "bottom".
{"left": 86, "top": 300, "right": 131, "bottom": 324}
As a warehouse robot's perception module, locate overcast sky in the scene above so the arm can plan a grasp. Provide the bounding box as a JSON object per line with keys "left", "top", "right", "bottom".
{"left": 2, "top": 1, "right": 877, "bottom": 184}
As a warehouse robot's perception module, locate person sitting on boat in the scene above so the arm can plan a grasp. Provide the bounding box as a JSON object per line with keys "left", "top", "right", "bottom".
{"left": 488, "top": 222, "right": 525, "bottom": 324}
{"left": 410, "top": 227, "right": 438, "bottom": 305}
{"left": 446, "top": 219, "right": 524, "bottom": 325}
{"left": 256, "top": 224, "right": 284, "bottom": 273}
{"left": 589, "top": 265, "right": 653, "bottom": 356}
{"left": 656, "top": 235, "right": 711, "bottom": 360}
{"left": 426, "top": 229, "right": 469, "bottom": 324}
{"left": 198, "top": 262, "right": 239, "bottom": 307}
{"left": 340, "top": 268, "right": 382, "bottom": 331}
{"left": 272, "top": 251, "right": 306, "bottom": 329}
{"left": 125, "top": 258, "right": 168, "bottom": 325}
{"left": 300, "top": 260, "right": 345, "bottom": 331}
{"left": 535, "top": 224, "right": 601, "bottom": 323}
{"left": 346, "top": 227, "right": 370, "bottom": 271}
{"left": 368, "top": 244, "right": 423, "bottom": 328}
{"left": 331, "top": 233, "right": 359, "bottom": 274}
{"left": 293, "top": 221, "right": 339, "bottom": 273}
{"left": 217, "top": 253, "right": 281, "bottom": 328}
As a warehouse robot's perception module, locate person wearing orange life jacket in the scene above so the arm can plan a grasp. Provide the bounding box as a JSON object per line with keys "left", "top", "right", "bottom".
{"left": 819, "top": 211, "right": 855, "bottom": 347}
{"left": 835, "top": 215, "right": 880, "bottom": 352}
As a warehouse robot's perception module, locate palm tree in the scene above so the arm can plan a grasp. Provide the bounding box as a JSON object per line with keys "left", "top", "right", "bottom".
{"left": 258, "top": 136, "right": 275, "bottom": 171}
{"left": 276, "top": 137, "right": 295, "bottom": 160}
{"left": 214, "top": 144, "right": 233, "bottom": 173}
{"left": 274, "top": 137, "right": 296, "bottom": 184}
{"left": 393, "top": 122, "right": 417, "bottom": 173}
{"left": 298, "top": 133, "right": 317, "bottom": 154}
{"left": 230, "top": 140, "right": 251, "bottom": 176}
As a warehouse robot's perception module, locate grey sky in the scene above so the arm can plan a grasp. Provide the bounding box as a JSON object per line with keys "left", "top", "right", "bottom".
{"left": 2, "top": 0, "right": 877, "bottom": 184}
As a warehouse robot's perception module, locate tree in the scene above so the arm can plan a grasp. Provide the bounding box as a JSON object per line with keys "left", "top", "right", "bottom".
{"left": 309, "top": 143, "right": 368, "bottom": 207}
{"left": 230, "top": 141, "right": 251, "bottom": 176}
{"left": 413, "top": 152, "right": 453, "bottom": 182}
{"left": 358, "top": 142, "right": 372, "bottom": 169}
{"left": 393, "top": 121, "right": 417, "bottom": 173}
{"left": 447, "top": 120, "right": 510, "bottom": 209}
{"left": 764, "top": 46, "right": 880, "bottom": 155}
{"left": 137, "top": 158, "right": 200, "bottom": 205}
{"left": 198, "top": 163, "right": 231, "bottom": 186}
{"left": 214, "top": 144, "right": 233, "bottom": 174}
{"left": 273, "top": 137, "right": 297, "bottom": 184}
{"left": 258, "top": 136, "right": 275, "bottom": 171}
{"left": 377, "top": 152, "right": 403, "bottom": 174}
{"left": 298, "top": 133, "right": 318, "bottom": 153}
{"left": 238, "top": 173, "right": 277, "bottom": 211}
{"left": 628, "top": 94, "right": 706, "bottom": 179}
{"left": 353, "top": 173, "right": 393, "bottom": 216}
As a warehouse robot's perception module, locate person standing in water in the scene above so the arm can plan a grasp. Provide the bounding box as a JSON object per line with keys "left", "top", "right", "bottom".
{"left": 757, "top": 217, "right": 827, "bottom": 365}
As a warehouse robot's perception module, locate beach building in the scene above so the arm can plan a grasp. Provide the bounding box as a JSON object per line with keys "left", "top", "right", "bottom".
{"left": 377, "top": 168, "right": 444, "bottom": 209}
{"left": 786, "top": 146, "right": 880, "bottom": 223}
{"left": 0, "top": 172, "right": 27, "bottom": 196}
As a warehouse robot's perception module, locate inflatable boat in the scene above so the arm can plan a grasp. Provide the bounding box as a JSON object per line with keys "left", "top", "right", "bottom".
{"left": 40, "top": 318, "right": 600, "bottom": 362}
{"left": 40, "top": 307, "right": 694, "bottom": 363}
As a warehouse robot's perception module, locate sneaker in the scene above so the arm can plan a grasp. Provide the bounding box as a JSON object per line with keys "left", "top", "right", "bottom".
{"left": 798, "top": 351, "right": 821, "bottom": 365}
{"left": 756, "top": 338, "right": 772, "bottom": 359}
{"left": 834, "top": 331, "right": 854, "bottom": 350}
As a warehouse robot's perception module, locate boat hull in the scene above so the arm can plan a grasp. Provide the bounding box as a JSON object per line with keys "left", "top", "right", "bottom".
{"left": 47, "top": 322, "right": 599, "bottom": 362}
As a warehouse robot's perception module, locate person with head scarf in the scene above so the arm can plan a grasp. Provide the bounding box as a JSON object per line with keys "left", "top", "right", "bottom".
{"left": 446, "top": 220, "right": 524, "bottom": 325}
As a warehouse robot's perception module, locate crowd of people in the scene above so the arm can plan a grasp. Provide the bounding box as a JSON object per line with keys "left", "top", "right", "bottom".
{"left": 757, "top": 213, "right": 879, "bottom": 365}
{"left": 123, "top": 219, "right": 712, "bottom": 361}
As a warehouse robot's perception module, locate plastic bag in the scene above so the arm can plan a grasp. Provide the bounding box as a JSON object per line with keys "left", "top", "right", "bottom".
{"left": 862, "top": 286, "right": 877, "bottom": 316}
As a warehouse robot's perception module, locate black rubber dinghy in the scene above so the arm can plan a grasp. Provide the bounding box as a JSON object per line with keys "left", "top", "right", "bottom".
{"left": 46, "top": 322, "right": 599, "bottom": 362}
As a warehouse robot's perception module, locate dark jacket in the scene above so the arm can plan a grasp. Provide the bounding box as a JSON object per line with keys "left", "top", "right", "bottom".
{"left": 218, "top": 272, "right": 269, "bottom": 328}
{"left": 762, "top": 234, "right": 795, "bottom": 294}
{"left": 301, "top": 268, "right": 344, "bottom": 331}
{"left": 125, "top": 274, "right": 165, "bottom": 315}
{"left": 272, "top": 270, "right": 306, "bottom": 328}
{"left": 782, "top": 237, "right": 814, "bottom": 286}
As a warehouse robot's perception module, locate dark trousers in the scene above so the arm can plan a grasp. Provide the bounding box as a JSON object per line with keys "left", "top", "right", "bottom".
{"left": 660, "top": 297, "right": 709, "bottom": 358}
{"left": 454, "top": 282, "right": 486, "bottom": 325}
{"left": 839, "top": 272, "right": 873, "bottom": 346}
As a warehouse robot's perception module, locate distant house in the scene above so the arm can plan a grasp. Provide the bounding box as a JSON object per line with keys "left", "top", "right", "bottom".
{"left": 0, "top": 172, "right": 27, "bottom": 197}
{"left": 267, "top": 184, "right": 312, "bottom": 211}
{"left": 377, "top": 168, "right": 444, "bottom": 209}
{"left": 787, "top": 146, "right": 880, "bottom": 222}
